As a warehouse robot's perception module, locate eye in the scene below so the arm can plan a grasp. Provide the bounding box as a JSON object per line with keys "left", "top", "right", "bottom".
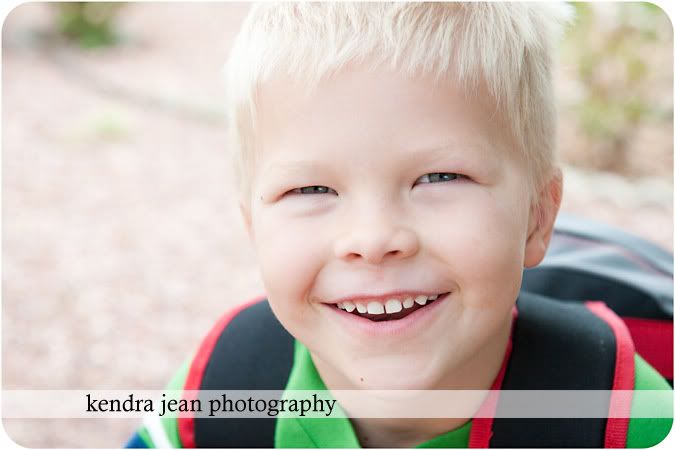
{"left": 289, "top": 185, "right": 338, "bottom": 195}
{"left": 415, "top": 172, "right": 465, "bottom": 185}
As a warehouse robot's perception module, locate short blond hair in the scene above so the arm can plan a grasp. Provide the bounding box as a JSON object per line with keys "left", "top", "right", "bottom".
{"left": 225, "top": 2, "right": 574, "bottom": 203}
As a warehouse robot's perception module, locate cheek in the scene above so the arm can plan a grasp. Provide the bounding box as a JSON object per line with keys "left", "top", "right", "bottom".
{"left": 252, "top": 212, "right": 331, "bottom": 307}
{"left": 427, "top": 190, "right": 528, "bottom": 300}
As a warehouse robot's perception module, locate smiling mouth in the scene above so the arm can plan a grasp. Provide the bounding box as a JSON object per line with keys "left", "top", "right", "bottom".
{"left": 331, "top": 292, "right": 450, "bottom": 322}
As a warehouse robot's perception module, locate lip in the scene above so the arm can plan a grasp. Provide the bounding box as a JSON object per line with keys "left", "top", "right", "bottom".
{"left": 321, "top": 292, "right": 451, "bottom": 338}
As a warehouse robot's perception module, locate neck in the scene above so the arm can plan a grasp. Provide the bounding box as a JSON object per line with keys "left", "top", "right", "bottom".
{"left": 352, "top": 418, "right": 470, "bottom": 448}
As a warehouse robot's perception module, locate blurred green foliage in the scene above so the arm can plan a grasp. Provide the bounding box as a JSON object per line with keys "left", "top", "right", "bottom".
{"left": 52, "top": 2, "right": 126, "bottom": 48}
{"left": 560, "top": 2, "right": 672, "bottom": 174}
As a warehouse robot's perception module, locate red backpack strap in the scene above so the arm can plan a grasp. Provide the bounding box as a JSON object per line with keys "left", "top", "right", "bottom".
{"left": 585, "top": 301, "right": 636, "bottom": 448}
{"left": 177, "top": 296, "right": 266, "bottom": 448}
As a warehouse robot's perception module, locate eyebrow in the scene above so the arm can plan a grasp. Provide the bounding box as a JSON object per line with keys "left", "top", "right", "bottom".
{"left": 262, "top": 160, "right": 324, "bottom": 171}
{"left": 259, "top": 160, "right": 333, "bottom": 179}
{"left": 259, "top": 139, "right": 500, "bottom": 178}
{"left": 412, "top": 139, "right": 497, "bottom": 159}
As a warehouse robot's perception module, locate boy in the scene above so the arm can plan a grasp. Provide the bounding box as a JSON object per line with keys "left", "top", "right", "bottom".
{"left": 128, "top": 3, "right": 672, "bottom": 448}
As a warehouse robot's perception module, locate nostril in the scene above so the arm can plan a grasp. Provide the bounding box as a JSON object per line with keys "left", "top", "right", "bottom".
{"left": 344, "top": 252, "right": 363, "bottom": 262}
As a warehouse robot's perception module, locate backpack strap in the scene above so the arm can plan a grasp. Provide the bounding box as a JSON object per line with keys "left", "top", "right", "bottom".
{"left": 585, "top": 301, "right": 636, "bottom": 448}
{"left": 472, "top": 292, "right": 635, "bottom": 448}
{"left": 178, "top": 298, "right": 294, "bottom": 448}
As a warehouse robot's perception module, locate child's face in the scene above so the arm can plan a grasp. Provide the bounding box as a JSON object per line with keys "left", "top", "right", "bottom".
{"left": 242, "top": 67, "right": 554, "bottom": 390}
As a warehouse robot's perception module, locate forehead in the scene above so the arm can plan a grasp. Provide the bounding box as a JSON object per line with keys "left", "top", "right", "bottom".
{"left": 254, "top": 67, "right": 518, "bottom": 172}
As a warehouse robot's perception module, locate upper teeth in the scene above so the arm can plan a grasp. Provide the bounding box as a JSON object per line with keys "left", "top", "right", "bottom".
{"left": 385, "top": 299, "right": 402, "bottom": 313}
{"left": 336, "top": 294, "right": 441, "bottom": 315}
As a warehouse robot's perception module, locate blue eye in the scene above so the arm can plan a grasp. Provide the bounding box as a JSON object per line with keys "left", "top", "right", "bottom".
{"left": 290, "top": 186, "right": 338, "bottom": 195}
{"left": 416, "top": 173, "right": 463, "bottom": 184}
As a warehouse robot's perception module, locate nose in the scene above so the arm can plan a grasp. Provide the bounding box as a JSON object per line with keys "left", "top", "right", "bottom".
{"left": 333, "top": 207, "right": 420, "bottom": 265}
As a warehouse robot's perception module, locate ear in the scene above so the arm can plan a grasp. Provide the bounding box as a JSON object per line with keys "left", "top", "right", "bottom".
{"left": 239, "top": 200, "right": 255, "bottom": 241}
{"left": 524, "top": 169, "right": 563, "bottom": 268}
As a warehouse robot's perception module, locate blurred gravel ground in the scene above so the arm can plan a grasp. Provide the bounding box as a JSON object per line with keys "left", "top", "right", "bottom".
{"left": 1, "top": 3, "right": 672, "bottom": 448}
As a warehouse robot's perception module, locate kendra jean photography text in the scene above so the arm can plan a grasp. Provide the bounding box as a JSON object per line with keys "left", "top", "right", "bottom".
{"left": 86, "top": 392, "right": 337, "bottom": 418}
{"left": 1, "top": 390, "right": 672, "bottom": 419}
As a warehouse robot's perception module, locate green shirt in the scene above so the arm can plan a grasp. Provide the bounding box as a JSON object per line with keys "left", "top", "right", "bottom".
{"left": 136, "top": 340, "right": 672, "bottom": 448}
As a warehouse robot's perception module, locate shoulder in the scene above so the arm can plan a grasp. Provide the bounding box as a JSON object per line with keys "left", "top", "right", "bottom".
{"left": 626, "top": 353, "right": 673, "bottom": 448}
{"left": 131, "top": 357, "right": 192, "bottom": 448}
{"left": 509, "top": 293, "right": 619, "bottom": 389}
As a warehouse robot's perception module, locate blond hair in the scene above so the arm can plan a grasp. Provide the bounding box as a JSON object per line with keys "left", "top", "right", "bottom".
{"left": 225, "top": 2, "right": 574, "bottom": 203}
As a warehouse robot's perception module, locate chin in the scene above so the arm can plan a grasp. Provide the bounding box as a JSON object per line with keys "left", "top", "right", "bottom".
{"left": 350, "top": 358, "right": 443, "bottom": 391}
